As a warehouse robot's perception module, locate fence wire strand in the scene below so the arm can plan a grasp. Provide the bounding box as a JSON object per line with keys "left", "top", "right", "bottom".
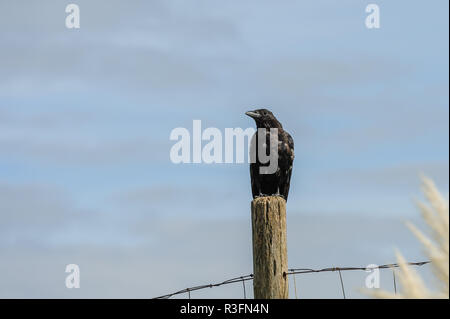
{"left": 293, "top": 273, "right": 298, "bottom": 299}
{"left": 242, "top": 277, "right": 246, "bottom": 299}
{"left": 338, "top": 269, "right": 346, "bottom": 299}
{"left": 393, "top": 269, "right": 397, "bottom": 294}
{"left": 153, "top": 260, "right": 430, "bottom": 299}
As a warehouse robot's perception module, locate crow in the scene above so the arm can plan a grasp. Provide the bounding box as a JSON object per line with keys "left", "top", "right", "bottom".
{"left": 245, "top": 109, "right": 294, "bottom": 201}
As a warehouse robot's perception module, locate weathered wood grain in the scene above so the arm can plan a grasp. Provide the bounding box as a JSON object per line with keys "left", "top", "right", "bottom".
{"left": 251, "top": 196, "right": 288, "bottom": 299}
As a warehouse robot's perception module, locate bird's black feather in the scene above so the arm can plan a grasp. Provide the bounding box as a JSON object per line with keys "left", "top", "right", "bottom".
{"left": 246, "top": 109, "right": 294, "bottom": 201}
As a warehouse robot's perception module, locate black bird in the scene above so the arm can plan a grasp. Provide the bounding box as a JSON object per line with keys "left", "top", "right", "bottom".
{"left": 245, "top": 109, "right": 294, "bottom": 201}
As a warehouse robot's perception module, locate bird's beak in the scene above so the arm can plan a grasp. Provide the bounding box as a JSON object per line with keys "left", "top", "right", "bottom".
{"left": 245, "top": 111, "right": 261, "bottom": 119}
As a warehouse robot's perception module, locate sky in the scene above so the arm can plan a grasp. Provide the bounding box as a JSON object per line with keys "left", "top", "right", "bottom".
{"left": 0, "top": 0, "right": 448, "bottom": 298}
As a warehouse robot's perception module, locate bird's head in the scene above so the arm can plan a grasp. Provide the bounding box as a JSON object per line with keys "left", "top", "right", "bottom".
{"left": 245, "top": 108, "right": 282, "bottom": 128}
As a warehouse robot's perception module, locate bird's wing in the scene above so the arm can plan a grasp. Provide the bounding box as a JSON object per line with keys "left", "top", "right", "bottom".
{"left": 279, "top": 165, "right": 293, "bottom": 201}
{"left": 286, "top": 131, "right": 294, "bottom": 151}
{"left": 279, "top": 131, "right": 294, "bottom": 201}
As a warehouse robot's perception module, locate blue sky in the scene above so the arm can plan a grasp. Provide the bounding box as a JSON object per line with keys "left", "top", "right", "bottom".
{"left": 0, "top": 0, "right": 448, "bottom": 298}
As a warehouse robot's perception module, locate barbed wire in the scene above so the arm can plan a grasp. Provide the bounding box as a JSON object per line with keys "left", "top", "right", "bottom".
{"left": 153, "top": 260, "right": 430, "bottom": 299}
{"left": 286, "top": 260, "right": 430, "bottom": 275}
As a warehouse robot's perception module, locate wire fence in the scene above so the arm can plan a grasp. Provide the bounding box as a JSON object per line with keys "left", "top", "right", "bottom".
{"left": 153, "top": 260, "right": 430, "bottom": 299}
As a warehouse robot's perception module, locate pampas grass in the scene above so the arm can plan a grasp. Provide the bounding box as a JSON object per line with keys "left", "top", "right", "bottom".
{"left": 370, "top": 177, "right": 449, "bottom": 299}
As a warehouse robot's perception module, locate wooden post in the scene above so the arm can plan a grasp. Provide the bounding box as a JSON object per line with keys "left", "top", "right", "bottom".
{"left": 251, "top": 196, "right": 289, "bottom": 299}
